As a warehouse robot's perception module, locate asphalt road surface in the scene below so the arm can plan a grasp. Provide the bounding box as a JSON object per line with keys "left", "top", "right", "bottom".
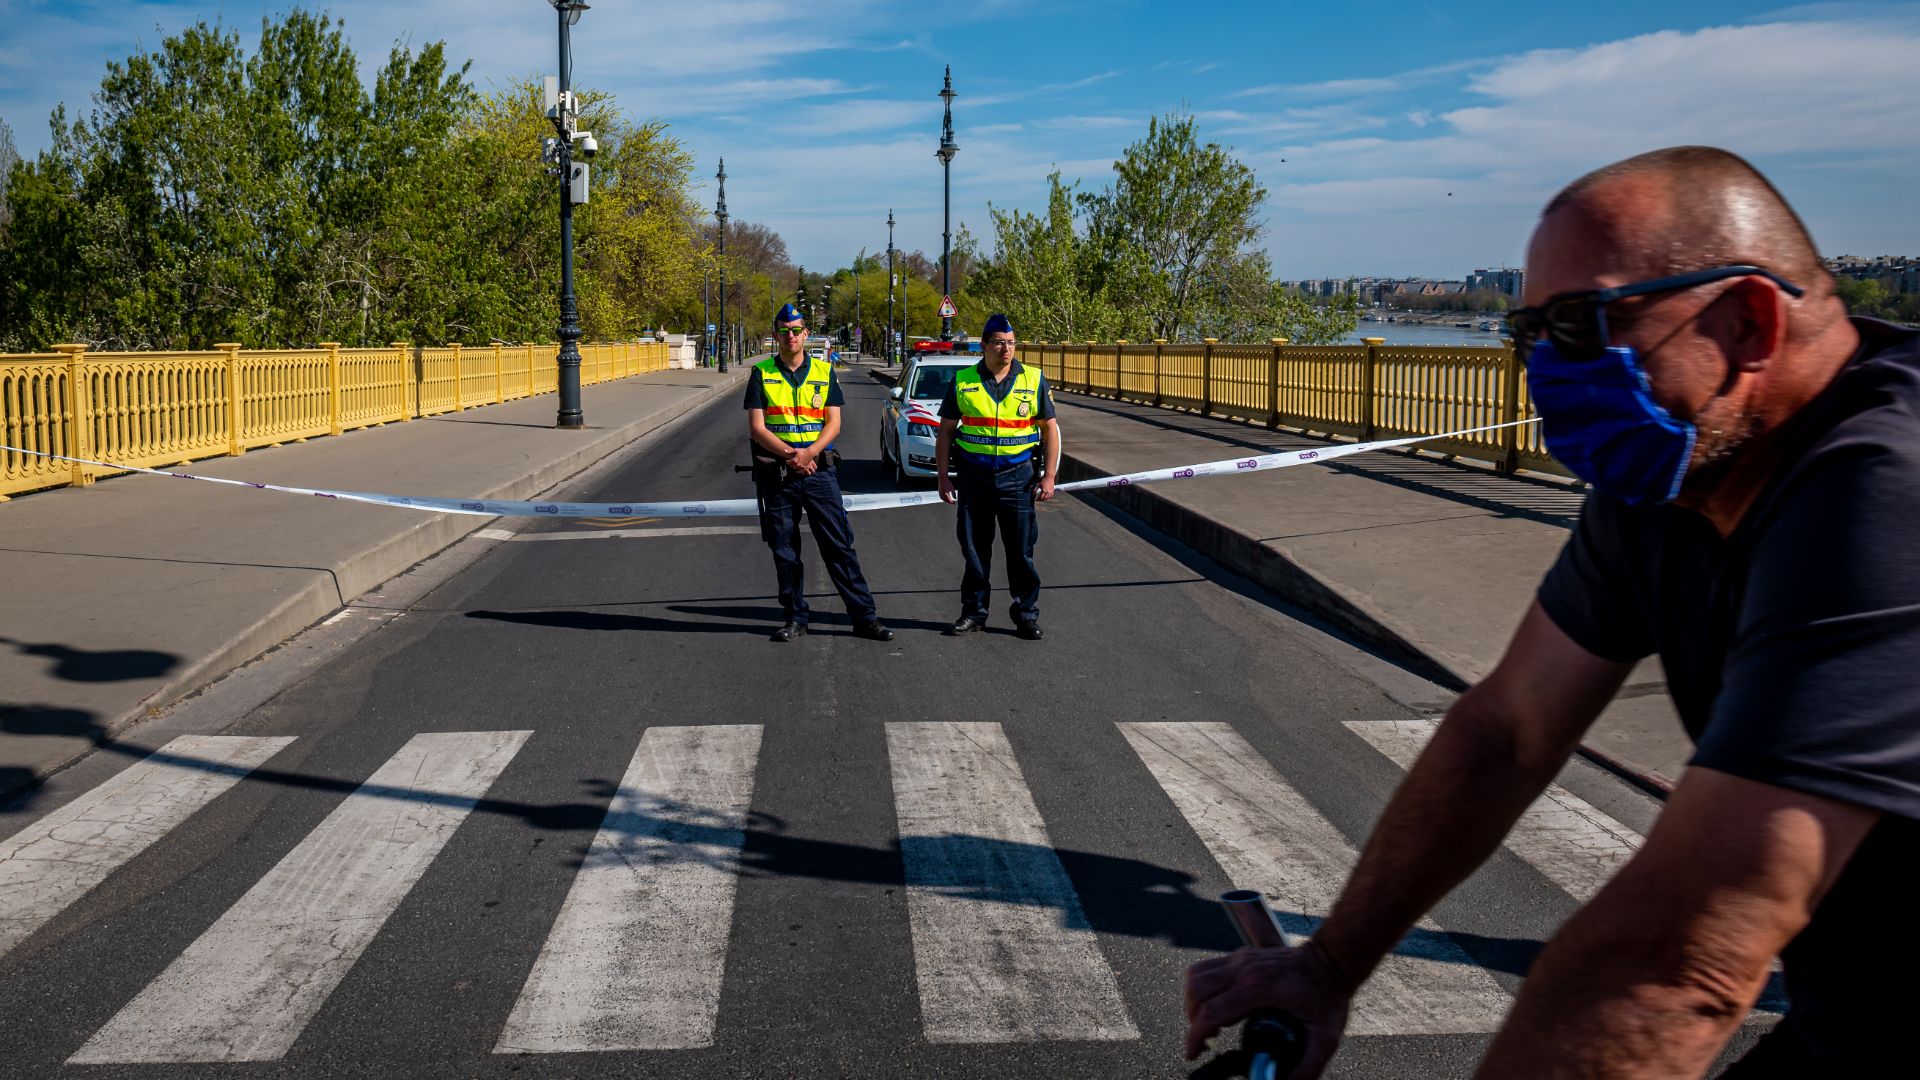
{"left": 0, "top": 370, "right": 1757, "bottom": 1078}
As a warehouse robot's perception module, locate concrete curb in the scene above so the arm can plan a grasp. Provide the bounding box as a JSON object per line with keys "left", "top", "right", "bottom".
{"left": 5, "top": 373, "right": 745, "bottom": 802}
{"left": 864, "top": 364, "right": 1670, "bottom": 797}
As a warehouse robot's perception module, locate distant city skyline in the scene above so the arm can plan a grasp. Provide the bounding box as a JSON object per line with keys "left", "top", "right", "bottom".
{"left": 3, "top": 1, "right": 1917, "bottom": 280}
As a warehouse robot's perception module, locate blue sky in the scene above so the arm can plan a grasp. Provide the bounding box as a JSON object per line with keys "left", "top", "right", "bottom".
{"left": 3, "top": 1, "right": 1917, "bottom": 279}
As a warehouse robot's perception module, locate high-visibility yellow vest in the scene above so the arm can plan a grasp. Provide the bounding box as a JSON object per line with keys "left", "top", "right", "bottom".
{"left": 953, "top": 364, "right": 1043, "bottom": 458}
{"left": 755, "top": 356, "right": 833, "bottom": 446}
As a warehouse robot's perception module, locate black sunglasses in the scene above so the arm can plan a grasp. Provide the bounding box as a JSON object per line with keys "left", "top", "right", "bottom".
{"left": 1507, "top": 264, "right": 1805, "bottom": 362}
{"left": 774, "top": 326, "right": 807, "bottom": 337}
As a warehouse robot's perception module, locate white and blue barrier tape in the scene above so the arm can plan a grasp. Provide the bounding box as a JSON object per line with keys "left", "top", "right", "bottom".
{"left": 1, "top": 419, "right": 1536, "bottom": 519}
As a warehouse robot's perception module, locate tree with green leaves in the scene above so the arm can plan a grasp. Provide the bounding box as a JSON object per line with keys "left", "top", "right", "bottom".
{"left": 0, "top": 9, "right": 708, "bottom": 352}
{"left": 969, "top": 172, "right": 1140, "bottom": 342}
{"left": 1081, "top": 111, "right": 1268, "bottom": 342}
{"left": 0, "top": 117, "right": 16, "bottom": 237}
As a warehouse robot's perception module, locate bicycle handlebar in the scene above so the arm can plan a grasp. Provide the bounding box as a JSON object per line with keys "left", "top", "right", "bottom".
{"left": 1213, "top": 890, "right": 1309, "bottom": 1080}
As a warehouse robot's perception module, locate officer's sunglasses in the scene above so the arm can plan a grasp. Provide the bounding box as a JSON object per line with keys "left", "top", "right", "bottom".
{"left": 1507, "top": 264, "right": 1804, "bottom": 363}
{"left": 774, "top": 327, "right": 807, "bottom": 337}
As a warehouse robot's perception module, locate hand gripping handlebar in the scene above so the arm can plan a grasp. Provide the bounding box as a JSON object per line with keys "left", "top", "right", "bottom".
{"left": 1191, "top": 889, "right": 1309, "bottom": 1080}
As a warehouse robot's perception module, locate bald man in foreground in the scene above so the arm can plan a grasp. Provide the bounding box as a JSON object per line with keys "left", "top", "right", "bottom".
{"left": 1186, "top": 146, "right": 1917, "bottom": 1077}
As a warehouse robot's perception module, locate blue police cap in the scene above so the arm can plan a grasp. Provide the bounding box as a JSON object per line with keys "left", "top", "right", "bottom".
{"left": 774, "top": 303, "right": 803, "bottom": 326}
{"left": 982, "top": 313, "right": 1015, "bottom": 337}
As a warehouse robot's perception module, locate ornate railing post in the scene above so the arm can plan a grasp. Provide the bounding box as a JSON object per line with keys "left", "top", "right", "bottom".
{"left": 323, "top": 342, "right": 343, "bottom": 436}
{"left": 53, "top": 344, "right": 93, "bottom": 486}
{"left": 1153, "top": 339, "right": 1166, "bottom": 407}
{"left": 217, "top": 343, "right": 245, "bottom": 456}
{"left": 1361, "top": 336, "right": 1384, "bottom": 441}
{"left": 1202, "top": 338, "right": 1218, "bottom": 416}
{"left": 1497, "top": 337, "right": 1522, "bottom": 475}
{"left": 1268, "top": 337, "right": 1287, "bottom": 428}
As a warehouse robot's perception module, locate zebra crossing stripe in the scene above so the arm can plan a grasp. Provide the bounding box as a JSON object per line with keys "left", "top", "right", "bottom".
{"left": 494, "top": 725, "right": 764, "bottom": 1053}
{"left": 69, "top": 730, "right": 531, "bottom": 1064}
{"left": 1119, "top": 722, "right": 1512, "bottom": 1036}
{"left": 0, "top": 735, "right": 296, "bottom": 959}
{"left": 886, "top": 722, "right": 1139, "bottom": 1044}
{"left": 1344, "top": 720, "right": 1643, "bottom": 904}
{"left": 1342, "top": 720, "right": 1789, "bottom": 1013}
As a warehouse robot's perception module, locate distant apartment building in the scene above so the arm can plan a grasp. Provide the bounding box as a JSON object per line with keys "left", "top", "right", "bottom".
{"left": 1468, "top": 267, "right": 1526, "bottom": 298}
{"left": 1824, "top": 255, "right": 1917, "bottom": 294}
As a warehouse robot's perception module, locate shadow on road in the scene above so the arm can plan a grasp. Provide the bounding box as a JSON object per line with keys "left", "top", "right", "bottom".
{"left": 0, "top": 636, "right": 179, "bottom": 683}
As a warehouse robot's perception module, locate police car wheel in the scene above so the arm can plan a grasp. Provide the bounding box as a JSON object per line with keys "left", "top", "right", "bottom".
{"left": 894, "top": 455, "right": 909, "bottom": 488}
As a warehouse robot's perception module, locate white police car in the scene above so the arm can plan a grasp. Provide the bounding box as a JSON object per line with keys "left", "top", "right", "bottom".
{"left": 879, "top": 355, "right": 973, "bottom": 486}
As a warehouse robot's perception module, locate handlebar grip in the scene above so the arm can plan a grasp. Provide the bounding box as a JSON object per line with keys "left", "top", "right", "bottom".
{"left": 1218, "top": 890, "right": 1309, "bottom": 1078}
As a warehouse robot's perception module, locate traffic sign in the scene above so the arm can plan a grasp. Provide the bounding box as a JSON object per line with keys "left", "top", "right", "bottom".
{"left": 938, "top": 295, "right": 957, "bottom": 318}
{"left": 706, "top": 323, "right": 717, "bottom": 333}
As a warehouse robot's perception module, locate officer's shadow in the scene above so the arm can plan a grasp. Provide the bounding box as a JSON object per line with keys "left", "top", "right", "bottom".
{"left": 668, "top": 604, "right": 953, "bottom": 635}
{"left": 465, "top": 605, "right": 952, "bottom": 637}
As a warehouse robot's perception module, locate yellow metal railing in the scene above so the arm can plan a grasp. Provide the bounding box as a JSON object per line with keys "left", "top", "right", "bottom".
{"left": 0, "top": 340, "right": 673, "bottom": 498}
{"left": 1031, "top": 337, "right": 1567, "bottom": 479}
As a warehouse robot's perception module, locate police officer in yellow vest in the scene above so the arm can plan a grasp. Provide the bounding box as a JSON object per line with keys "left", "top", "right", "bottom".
{"left": 744, "top": 304, "right": 893, "bottom": 643}
{"left": 935, "top": 313, "right": 1060, "bottom": 640}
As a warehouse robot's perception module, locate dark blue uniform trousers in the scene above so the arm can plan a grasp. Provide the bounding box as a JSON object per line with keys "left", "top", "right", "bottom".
{"left": 757, "top": 466, "right": 878, "bottom": 627}
{"left": 956, "top": 459, "right": 1041, "bottom": 625}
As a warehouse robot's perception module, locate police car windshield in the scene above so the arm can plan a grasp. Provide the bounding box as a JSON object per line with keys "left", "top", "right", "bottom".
{"left": 909, "top": 365, "right": 958, "bottom": 401}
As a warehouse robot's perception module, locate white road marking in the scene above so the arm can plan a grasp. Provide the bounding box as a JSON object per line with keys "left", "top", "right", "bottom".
{"left": 70, "top": 730, "right": 531, "bottom": 1064}
{"left": 495, "top": 725, "right": 764, "bottom": 1053}
{"left": 1343, "top": 719, "right": 1789, "bottom": 1013}
{"left": 0, "top": 735, "right": 296, "bottom": 958}
{"left": 474, "top": 526, "right": 757, "bottom": 542}
{"left": 1344, "top": 719, "right": 1642, "bottom": 904}
{"left": 886, "top": 722, "right": 1138, "bottom": 1044}
{"left": 1120, "top": 722, "right": 1512, "bottom": 1036}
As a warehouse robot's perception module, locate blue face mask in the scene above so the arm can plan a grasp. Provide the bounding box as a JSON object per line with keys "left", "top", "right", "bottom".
{"left": 1524, "top": 339, "right": 1697, "bottom": 506}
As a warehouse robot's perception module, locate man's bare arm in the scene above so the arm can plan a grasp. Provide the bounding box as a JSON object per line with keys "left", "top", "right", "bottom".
{"left": 1479, "top": 768, "right": 1875, "bottom": 1077}
{"left": 1188, "top": 602, "right": 1632, "bottom": 1066}
{"left": 747, "top": 409, "right": 797, "bottom": 460}
{"left": 936, "top": 418, "right": 960, "bottom": 502}
{"left": 1313, "top": 601, "right": 1635, "bottom": 986}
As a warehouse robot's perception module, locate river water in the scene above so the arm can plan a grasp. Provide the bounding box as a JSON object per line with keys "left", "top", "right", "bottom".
{"left": 1336, "top": 322, "right": 1510, "bottom": 347}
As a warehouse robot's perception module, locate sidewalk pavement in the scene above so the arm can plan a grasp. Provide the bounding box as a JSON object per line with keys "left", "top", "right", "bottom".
{"left": 863, "top": 360, "right": 1686, "bottom": 792}
{"left": 0, "top": 365, "right": 748, "bottom": 802}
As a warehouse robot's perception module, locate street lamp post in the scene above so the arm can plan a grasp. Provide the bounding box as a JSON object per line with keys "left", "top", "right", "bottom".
{"left": 715, "top": 158, "right": 729, "bottom": 373}
{"left": 936, "top": 66, "right": 958, "bottom": 342}
{"left": 549, "top": 0, "right": 591, "bottom": 428}
{"left": 886, "top": 209, "right": 896, "bottom": 366}
{"left": 854, "top": 265, "right": 862, "bottom": 359}
{"left": 702, "top": 261, "right": 711, "bottom": 366}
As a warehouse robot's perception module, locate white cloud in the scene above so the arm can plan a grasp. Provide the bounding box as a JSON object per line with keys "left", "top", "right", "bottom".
{"left": 1243, "top": 14, "right": 1920, "bottom": 274}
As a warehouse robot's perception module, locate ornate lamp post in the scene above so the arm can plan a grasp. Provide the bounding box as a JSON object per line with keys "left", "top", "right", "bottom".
{"left": 936, "top": 66, "right": 958, "bottom": 342}
{"left": 886, "top": 209, "right": 896, "bottom": 365}
{"left": 715, "top": 158, "right": 729, "bottom": 372}
{"left": 549, "top": 0, "right": 591, "bottom": 428}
